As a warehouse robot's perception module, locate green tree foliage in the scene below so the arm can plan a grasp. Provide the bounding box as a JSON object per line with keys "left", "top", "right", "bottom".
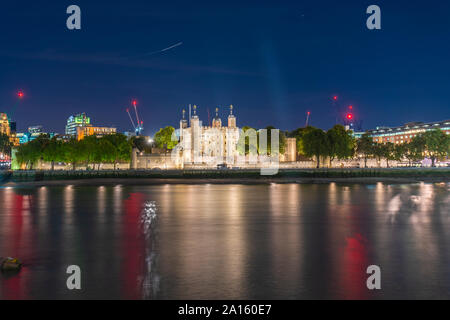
{"left": 42, "top": 137, "right": 63, "bottom": 170}
{"left": 371, "top": 143, "right": 386, "bottom": 167}
{"left": 301, "top": 127, "right": 329, "bottom": 168}
{"left": 259, "top": 126, "right": 286, "bottom": 156}
{"left": 326, "top": 125, "right": 355, "bottom": 164}
{"left": 63, "top": 138, "right": 86, "bottom": 170}
{"left": 154, "top": 126, "right": 178, "bottom": 150}
{"left": 15, "top": 134, "right": 49, "bottom": 169}
{"left": 422, "top": 128, "right": 450, "bottom": 167}
{"left": 403, "top": 135, "right": 426, "bottom": 166}
{"left": 353, "top": 129, "right": 448, "bottom": 167}
{"left": 381, "top": 142, "right": 396, "bottom": 168}
{"left": 103, "top": 134, "right": 132, "bottom": 169}
{"left": 289, "top": 127, "right": 314, "bottom": 157}
{"left": 237, "top": 126, "right": 258, "bottom": 155}
{"left": 356, "top": 133, "right": 374, "bottom": 168}
{"left": 14, "top": 133, "right": 132, "bottom": 171}
{"left": 131, "top": 136, "right": 152, "bottom": 153}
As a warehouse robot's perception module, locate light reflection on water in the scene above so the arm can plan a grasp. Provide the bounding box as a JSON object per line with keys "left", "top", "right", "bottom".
{"left": 0, "top": 183, "right": 449, "bottom": 299}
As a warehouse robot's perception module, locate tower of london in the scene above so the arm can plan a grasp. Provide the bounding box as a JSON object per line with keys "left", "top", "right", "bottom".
{"left": 178, "top": 105, "right": 240, "bottom": 166}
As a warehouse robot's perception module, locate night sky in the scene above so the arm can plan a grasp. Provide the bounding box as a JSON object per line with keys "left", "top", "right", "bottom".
{"left": 1, "top": 0, "right": 449, "bottom": 136}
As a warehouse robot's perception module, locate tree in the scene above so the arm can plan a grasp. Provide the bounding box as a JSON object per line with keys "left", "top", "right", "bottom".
{"left": 381, "top": 142, "right": 396, "bottom": 168}
{"left": 15, "top": 134, "right": 49, "bottom": 169}
{"left": 103, "top": 134, "right": 132, "bottom": 169}
{"left": 237, "top": 126, "right": 258, "bottom": 156}
{"left": 96, "top": 138, "right": 115, "bottom": 170}
{"left": 326, "top": 125, "right": 355, "bottom": 166}
{"left": 371, "top": 143, "right": 385, "bottom": 168}
{"left": 154, "top": 126, "right": 178, "bottom": 150}
{"left": 302, "top": 127, "right": 329, "bottom": 168}
{"left": 15, "top": 143, "right": 33, "bottom": 169}
{"left": 259, "top": 126, "right": 286, "bottom": 156}
{"left": 356, "top": 133, "right": 374, "bottom": 168}
{"left": 422, "top": 129, "right": 450, "bottom": 167}
{"left": 393, "top": 143, "right": 406, "bottom": 165}
{"left": 63, "top": 138, "right": 87, "bottom": 170}
{"left": 80, "top": 135, "right": 100, "bottom": 169}
{"left": 131, "top": 136, "right": 152, "bottom": 153}
{"left": 404, "top": 135, "right": 426, "bottom": 166}
{"left": 42, "top": 137, "right": 63, "bottom": 170}
{"left": 290, "top": 126, "right": 314, "bottom": 157}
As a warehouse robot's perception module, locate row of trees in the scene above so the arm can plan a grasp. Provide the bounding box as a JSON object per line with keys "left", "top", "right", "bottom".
{"left": 235, "top": 126, "right": 287, "bottom": 156}
{"left": 288, "top": 125, "right": 355, "bottom": 168}
{"left": 356, "top": 129, "right": 449, "bottom": 167}
{"left": 11, "top": 125, "right": 448, "bottom": 170}
{"left": 288, "top": 126, "right": 449, "bottom": 168}
{"left": 15, "top": 134, "right": 132, "bottom": 170}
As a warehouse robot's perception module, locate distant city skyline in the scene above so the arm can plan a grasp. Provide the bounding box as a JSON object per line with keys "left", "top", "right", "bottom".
{"left": 1, "top": 0, "right": 450, "bottom": 135}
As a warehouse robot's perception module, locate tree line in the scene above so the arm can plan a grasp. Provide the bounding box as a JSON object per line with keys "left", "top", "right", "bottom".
{"left": 8, "top": 125, "right": 449, "bottom": 170}
{"left": 155, "top": 124, "right": 448, "bottom": 168}
{"left": 355, "top": 129, "right": 449, "bottom": 168}
{"left": 15, "top": 134, "right": 132, "bottom": 170}
{"left": 289, "top": 125, "right": 449, "bottom": 168}
{"left": 288, "top": 125, "right": 355, "bottom": 168}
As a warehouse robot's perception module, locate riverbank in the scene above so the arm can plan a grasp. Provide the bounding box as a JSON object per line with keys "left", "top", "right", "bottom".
{"left": 1, "top": 168, "right": 449, "bottom": 186}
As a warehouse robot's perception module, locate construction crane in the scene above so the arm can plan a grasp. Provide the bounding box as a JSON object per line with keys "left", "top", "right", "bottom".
{"left": 6, "top": 90, "right": 24, "bottom": 120}
{"left": 126, "top": 99, "right": 144, "bottom": 136}
{"left": 305, "top": 111, "right": 311, "bottom": 127}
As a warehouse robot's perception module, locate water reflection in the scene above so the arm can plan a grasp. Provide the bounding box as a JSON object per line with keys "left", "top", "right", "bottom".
{"left": 140, "top": 201, "right": 159, "bottom": 299}
{"left": 0, "top": 183, "right": 449, "bottom": 299}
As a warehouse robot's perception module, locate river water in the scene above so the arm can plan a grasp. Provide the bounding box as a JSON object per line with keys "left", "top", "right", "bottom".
{"left": 0, "top": 182, "right": 449, "bottom": 299}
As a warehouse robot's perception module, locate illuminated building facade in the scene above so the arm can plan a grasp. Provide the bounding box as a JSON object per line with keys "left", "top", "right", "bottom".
{"left": 0, "top": 113, "right": 11, "bottom": 136}
{"left": 16, "top": 126, "right": 57, "bottom": 144}
{"left": 65, "top": 113, "right": 91, "bottom": 135}
{"left": 368, "top": 120, "right": 450, "bottom": 144}
{"left": 0, "top": 112, "right": 19, "bottom": 146}
{"left": 76, "top": 126, "right": 117, "bottom": 140}
{"left": 178, "top": 105, "right": 240, "bottom": 165}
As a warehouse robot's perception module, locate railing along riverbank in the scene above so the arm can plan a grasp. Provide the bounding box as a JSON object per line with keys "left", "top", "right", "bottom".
{"left": 1, "top": 167, "right": 449, "bottom": 183}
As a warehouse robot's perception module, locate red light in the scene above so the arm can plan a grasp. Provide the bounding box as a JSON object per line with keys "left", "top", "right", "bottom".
{"left": 126, "top": 108, "right": 129, "bottom": 112}
{"left": 17, "top": 91, "right": 24, "bottom": 98}
{"left": 307, "top": 111, "right": 310, "bottom": 115}
{"left": 333, "top": 96, "right": 338, "bottom": 101}
{"left": 349, "top": 105, "right": 353, "bottom": 110}
{"left": 346, "top": 113, "right": 353, "bottom": 120}
{"left": 132, "top": 100, "right": 137, "bottom": 106}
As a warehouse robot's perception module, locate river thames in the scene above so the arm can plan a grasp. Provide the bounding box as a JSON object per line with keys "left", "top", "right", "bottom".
{"left": 0, "top": 182, "right": 449, "bottom": 299}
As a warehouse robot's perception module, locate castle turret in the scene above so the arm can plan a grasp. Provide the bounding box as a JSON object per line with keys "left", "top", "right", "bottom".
{"left": 212, "top": 107, "right": 222, "bottom": 128}
{"left": 180, "top": 109, "right": 188, "bottom": 129}
{"left": 190, "top": 105, "right": 201, "bottom": 162}
{"left": 190, "top": 105, "right": 200, "bottom": 127}
{"left": 227, "top": 105, "right": 236, "bottom": 128}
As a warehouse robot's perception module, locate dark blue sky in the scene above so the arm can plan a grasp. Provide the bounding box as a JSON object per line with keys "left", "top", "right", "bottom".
{"left": 1, "top": 0, "right": 449, "bottom": 135}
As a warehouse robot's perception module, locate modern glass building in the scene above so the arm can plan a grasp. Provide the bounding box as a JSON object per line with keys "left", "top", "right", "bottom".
{"left": 65, "top": 113, "right": 91, "bottom": 135}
